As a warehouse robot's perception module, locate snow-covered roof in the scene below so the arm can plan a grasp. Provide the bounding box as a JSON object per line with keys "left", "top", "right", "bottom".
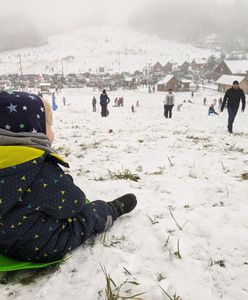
{"left": 180, "top": 78, "right": 192, "bottom": 83}
{"left": 39, "top": 82, "right": 51, "bottom": 87}
{"left": 216, "top": 74, "right": 245, "bottom": 85}
{"left": 157, "top": 74, "right": 175, "bottom": 85}
{"left": 193, "top": 58, "right": 206, "bottom": 65}
{"left": 224, "top": 60, "right": 248, "bottom": 74}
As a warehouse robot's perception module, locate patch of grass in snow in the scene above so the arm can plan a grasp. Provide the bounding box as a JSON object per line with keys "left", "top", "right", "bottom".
{"left": 100, "top": 265, "right": 146, "bottom": 300}
{"left": 55, "top": 145, "right": 71, "bottom": 157}
{"left": 108, "top": 169, "right": 140, "bottom": 182}
{"left": 92, "top": 175, "right": 107, "bottom": 181}
{"left": 79, "top": 141, "right": 101, "bottom": 151}
{"left": 241, "top": 173, "right": 248, "bottom": 180}
{"left": 226, "top": 144, "right": 244, "bottom": 153}
{"left": 101, "top": 233, "right": 126, "bottom": 248}
{"left": 186, "top": 135, "right": 210, "bottom": 143}
{"left": 158, "top": 285, "right": 182, "bottom": 300}
{"left": 169, "top": 209, "right": 188, "bottom": 231}
{"left": 174, "top": 239, "right": 182, "bottom": 260}
{"left": 145, "top": 167, "right": 165, "bottom": 176}
{"left": 157, "top": 273, "right": 167, "bottom": 282}
{"left": 147, "top": 215, "right": 159, "bottom": 225}
{"left": 209, "top": 258, "right": 226, "bottom": 268}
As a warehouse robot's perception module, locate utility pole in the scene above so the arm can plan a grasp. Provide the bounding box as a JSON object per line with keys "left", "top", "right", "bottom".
{"left": 19, "top": 54, "right": 24, "bottom": 91}
{"left": 61, "top": 59, "right": 64, "bottom": 77}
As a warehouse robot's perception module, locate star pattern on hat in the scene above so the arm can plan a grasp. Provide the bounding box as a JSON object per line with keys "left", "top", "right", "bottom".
{"left": 0, "top": 92, "right": 46, "bottom": 133}
{"left": 7, "top": 103, "right": 18, "bottom": 113}
{"left": 29, "top": 95, "right": 37, "bottom": 101}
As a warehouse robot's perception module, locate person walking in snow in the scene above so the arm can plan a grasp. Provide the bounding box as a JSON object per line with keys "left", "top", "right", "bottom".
{"left": 100, "top": 89, "right": 110, "bottom": 117}
{"left": 52, "top": 92, "right": 58, "bottom": 111}
{"left": 203, "top": 98, "right": 207, "bottom": 106}
{"left": 164, "top": 89, "right": 175, "bottom": 118}
{"left": 92, "top": 96, "right": 97, "bottom": 112}
{"left": 220, "top": 80, "right": 246, "bottom": 134}
{"left": 131, "top": 105, "right": 135, "bottom": 113}
{"left": 63, "top": 97, "right": 67, "bottom": 106}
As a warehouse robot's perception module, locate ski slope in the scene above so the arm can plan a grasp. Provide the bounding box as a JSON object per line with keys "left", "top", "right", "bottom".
{"left": 0, "top": 26, "right": 214, "bottom": 75}
{"left": 0, "top": 88, "right": 247, "bottom": 300}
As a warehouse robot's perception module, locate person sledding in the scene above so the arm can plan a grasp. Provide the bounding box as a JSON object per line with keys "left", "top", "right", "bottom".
{"left": 208, "top": 104, "right": 219, "bottom": 116}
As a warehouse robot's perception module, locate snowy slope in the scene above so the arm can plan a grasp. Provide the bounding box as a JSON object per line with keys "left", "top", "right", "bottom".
{"left": 0, "top": 26, "right": 214, "bottom": 75}
{"left": 0, "top": 88, "right": 247, "bottom": 300}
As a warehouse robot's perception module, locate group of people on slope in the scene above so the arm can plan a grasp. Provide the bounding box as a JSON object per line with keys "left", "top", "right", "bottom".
{"left": 92, "top": 90, "right": 140, "bottom": 116}
{"left": 93, "top": 80, "right": 246, "bottom": 134}
{"left": 163, "top": 80, "right": 246, "bottom": 134}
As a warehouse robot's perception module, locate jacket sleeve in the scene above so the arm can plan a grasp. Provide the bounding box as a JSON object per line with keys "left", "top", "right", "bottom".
{"left": 221, "top": 90, "right": 229, "bottom": 111}
{"left": 241, "top": 90, "right": 246, "bottom": 111}
{"left": 35, "top": 157, "right": 87, "bottom": 219}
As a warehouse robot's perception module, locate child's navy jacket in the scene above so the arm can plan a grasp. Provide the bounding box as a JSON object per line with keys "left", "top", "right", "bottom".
{"left": 0, "top": 146, "right": 114, "bottom": 262}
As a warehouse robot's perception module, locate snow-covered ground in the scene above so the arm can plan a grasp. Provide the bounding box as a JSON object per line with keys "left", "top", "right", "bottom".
{"left": 0, "top": 26, "right": 215, "bottom": 74}
{"left": 0, "top": 87, "right": 247, "bottom": 300}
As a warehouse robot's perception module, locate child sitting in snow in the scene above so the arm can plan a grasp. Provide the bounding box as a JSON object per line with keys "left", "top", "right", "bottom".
{"left": 0, "top": 91, "right": 137, "bottom": 263}
{"left": 208, "top": 103, "right": 219, "bottom": 116}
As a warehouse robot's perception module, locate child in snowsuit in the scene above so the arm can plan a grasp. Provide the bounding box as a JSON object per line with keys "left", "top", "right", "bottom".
{"left": 208, "top": 104, "right": 219, "bottom": 116}
{"left": 0, "top": 91, "right": 137, "bottom": 263}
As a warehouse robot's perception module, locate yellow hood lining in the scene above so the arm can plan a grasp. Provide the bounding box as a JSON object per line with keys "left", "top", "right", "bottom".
{"left": 0, "top": 146, "right": 66, "bottom": 169}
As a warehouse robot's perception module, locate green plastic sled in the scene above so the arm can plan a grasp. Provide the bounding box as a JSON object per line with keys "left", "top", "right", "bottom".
{"left": 0, "top": 253, "right": 64, "bottom": 272}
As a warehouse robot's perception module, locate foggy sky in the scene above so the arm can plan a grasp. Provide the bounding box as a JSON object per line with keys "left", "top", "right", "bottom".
{"left": 0, "top": 0, "right": 235, "bottom": 34}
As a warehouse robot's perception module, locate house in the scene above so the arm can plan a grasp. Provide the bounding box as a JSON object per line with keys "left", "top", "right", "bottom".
{"left": 216, "top": 75, "right": 248, "bottom": 93}
{"left": 191, "top": 59, "right": 207, "bottom": 71}
{"left": 214, "top": 60, "right": 248, "bottom": 76}
{"left": 157, "top": 75, "right": 178, "bottom": 92}
{"left": 177, "top": 78, "right": 192, "bottom": 91}
{"left": 163, "top": 62, "right": 173, "bottom": 73}
{"left": 151, "top": 62, "right": 164, "bottom": 74}
{"left": 180, "top": 61, "right": 191, "bottom": 73}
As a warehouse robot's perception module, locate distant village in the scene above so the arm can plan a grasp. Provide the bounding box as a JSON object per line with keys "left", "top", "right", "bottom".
{"left": 1, "top": 51, "right": 248, "bottom": 95}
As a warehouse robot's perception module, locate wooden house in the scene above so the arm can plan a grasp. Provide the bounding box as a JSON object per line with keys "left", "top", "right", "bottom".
{"left": 216, "top": 75, "right": 248, "bottom": 93}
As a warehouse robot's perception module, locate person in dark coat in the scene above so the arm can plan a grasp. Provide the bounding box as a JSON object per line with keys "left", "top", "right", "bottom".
{"left": 221, "top": 80, "right": 246, "bottom": 133}
{"left": 100, "top": 89, "right": 110, "bottom": 117}
{"left": 0, "top": 91, "right": 137, "bottom": 263}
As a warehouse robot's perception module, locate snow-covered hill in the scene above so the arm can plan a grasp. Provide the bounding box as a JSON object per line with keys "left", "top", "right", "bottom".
{"left": 0, "top": 88, "right": 247, "bottom": 300}
{"left": 0, "top": 26, "right": 215, "bottom": 75}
